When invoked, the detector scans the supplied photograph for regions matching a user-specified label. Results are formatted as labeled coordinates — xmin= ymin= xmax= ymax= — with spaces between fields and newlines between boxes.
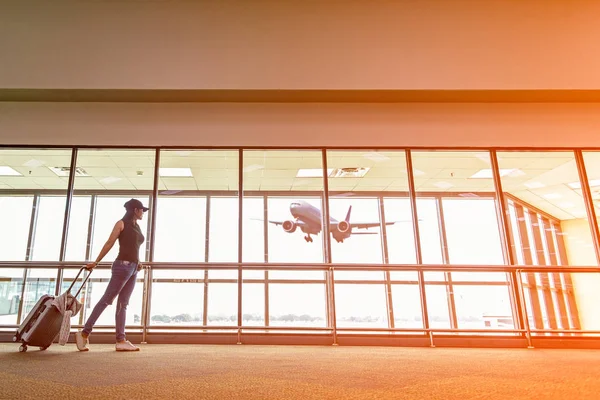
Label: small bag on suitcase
xmin=13 ymin=267 xmax=91 ymax=352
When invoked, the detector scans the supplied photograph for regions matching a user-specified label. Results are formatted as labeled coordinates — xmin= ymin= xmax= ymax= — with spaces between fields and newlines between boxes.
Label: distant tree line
xmin=140 ymin=313 xmax=472 ymax=324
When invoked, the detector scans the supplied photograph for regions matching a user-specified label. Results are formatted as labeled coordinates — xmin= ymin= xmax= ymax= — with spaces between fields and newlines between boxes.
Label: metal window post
xmin=490 ymin=150 xmax=528 ymax=343
xmin=203 ymin=195 xmax=211 ymax=328
xmin=321 ymin=150 xmax=337 ymax=345
xmin=405 ymin=150 xmax=434 ymax=347
xmin=17 ymin=195 xmax=40 ymax=324
xmin=378 ymin=196 xmax=395 ymax=329
xmin=56 ymin=148 xmax=78 ymax=296
xmin=141 ymin=149 xmax=160 ymax=344
xmin=237 ymin=149 xmax=244 ymax=344
xmin=574 ymin=150 xmax=600 ymax=265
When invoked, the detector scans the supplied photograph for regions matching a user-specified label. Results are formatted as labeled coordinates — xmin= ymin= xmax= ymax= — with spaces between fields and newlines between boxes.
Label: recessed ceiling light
xmin=469 ymin=169 xmax=521 ymax=179
xmin=0 ymin=166 xmax=21 ymax=176
xmin=159 ymin=168 xmax=193 ymax=177
xmin=330 ymin=167 xmax=370 ymax=178
xmin=568 ymin=179 xmax=600 ymax=190
xmin=296 ymin=168 xmax=333 ymax=178
xmin=524 ymin=181 xmax=545 ymax=189
xmin=48 ymin=167 xmax=89 ymax=177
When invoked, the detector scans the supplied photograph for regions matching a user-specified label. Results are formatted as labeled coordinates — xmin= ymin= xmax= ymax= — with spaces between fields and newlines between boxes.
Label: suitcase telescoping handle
xmin=66 ymin=267 xmax=93 ymax=298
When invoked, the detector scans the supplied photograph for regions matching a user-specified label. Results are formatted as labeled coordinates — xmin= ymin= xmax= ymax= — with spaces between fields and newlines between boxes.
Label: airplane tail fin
xmin=344 ymin=205 xmax=352 ymax=222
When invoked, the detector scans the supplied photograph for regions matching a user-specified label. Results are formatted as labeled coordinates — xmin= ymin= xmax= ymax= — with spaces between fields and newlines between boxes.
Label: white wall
xmin=1 ymin=102 xmax=600 ymax=148
xmin=1 ymin=0 xmax=600 ymax=90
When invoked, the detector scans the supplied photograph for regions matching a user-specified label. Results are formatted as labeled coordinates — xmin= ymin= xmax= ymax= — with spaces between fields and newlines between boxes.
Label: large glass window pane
xmin=242 ymin=197 xmax=265 ymax=264
xmin=384 ymin=198 xmax=417 ymax=265
xmin=31 ymin=196 xmax=67 ymax=261
xmin=335 ymin=284 xmax=388 ymax=328
xmin=411 ymin=151 xmax=504 ymax=266
xmin=453 ymin=285 xmax=514 ymax=330
xmin=583 ymin=151 xmax=600 ymax=230
xmin=209 ymin=197 xmax=238 ymax=267
xmin=150 ymin=269 xmax=205 ymax=325
xmin=68 ymin=149 xmax=155 ymax=264
xmin=417 ymin=198 xmax=445 ymax=281
xmin=0 ymin=196 xmax=33 ymax=261
xmin=269 ymin=284 xmax=327 ymax=327
xmin=500 ymin=151 xmax=597 ymax=334
xmin=391 ymin=285 xmax=423 ymax=329
xmin=426 ymin=285 xmax=452 ymax=329
xmin=64 ymin=196 xmax=93 ymax=261
xmin=326 ymin=151 xmax=412 ymax=269
xmin=154 ymin=197 xmax=206 ymax=262
xmin=206 ymin=283 xmax=238 ymax=326
xmin=242 ymin=283 xmax=265 ymax=326
xmin=150 ymin=270 xmax=204 ymax=326
xmin=0 ymin=268 xmax=24 ymax=325
xmin=158 ymin=150 xmax=238 ymax=276
xmin=243 ymin=150 xmax=325 ymax=265
xmin=499 ymin=151 xmax=595 ymax=266
xmin=0 ymin=148 xmax=72 ymax=261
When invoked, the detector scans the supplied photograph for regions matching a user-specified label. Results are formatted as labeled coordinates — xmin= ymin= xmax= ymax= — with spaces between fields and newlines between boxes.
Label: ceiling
xmin=1 ymin=149 xmax=599 ymax=221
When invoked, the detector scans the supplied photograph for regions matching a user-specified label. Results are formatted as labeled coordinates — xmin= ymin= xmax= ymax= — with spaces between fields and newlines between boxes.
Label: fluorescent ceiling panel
xmin=470 ymin=169 xmax=522 ymax=179
xmin=48 ymin=166 xmax=89 ymax=177
xmin=330 ymin=167 xmax=370 ymax=178
xmin=0 ymin=166 xmax=21 ymax=176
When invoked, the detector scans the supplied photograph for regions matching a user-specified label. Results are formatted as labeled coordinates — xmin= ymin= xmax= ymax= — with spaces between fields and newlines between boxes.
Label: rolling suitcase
xmin=13 ymin=267 xmax=91 ymax=352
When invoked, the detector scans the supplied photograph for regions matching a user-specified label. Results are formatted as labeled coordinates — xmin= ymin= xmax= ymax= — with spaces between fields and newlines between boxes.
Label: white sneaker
xmin=115 ymin=340 xmax=140 ymax=352
xmin=75 ymin=331 xmax=89 ymax=352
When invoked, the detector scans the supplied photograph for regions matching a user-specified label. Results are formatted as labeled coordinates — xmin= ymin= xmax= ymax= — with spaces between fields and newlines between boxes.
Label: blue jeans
xmin=82 ymin=260 xmax=138 ymax=341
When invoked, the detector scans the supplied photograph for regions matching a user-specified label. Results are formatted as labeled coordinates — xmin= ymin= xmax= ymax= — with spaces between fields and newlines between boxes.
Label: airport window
xmin=334 ymin=284 xmax=389 ymax=329
xmin=411 ymin=151 xmax=509 ymax=331
xmin=391 ymin=285 xmax=423 ymax=330
xmin=0 ymin=196 xmax=33 ymax=261
xmin=498 ymin=151 xmax=593 ymax=333
xmin=0 ymin=268 xmax=23 ymax=326
xmin=1 ymin=146 xmax=600 ymax=343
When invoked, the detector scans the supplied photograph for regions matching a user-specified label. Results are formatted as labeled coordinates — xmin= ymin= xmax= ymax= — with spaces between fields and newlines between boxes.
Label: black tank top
xmin=116 ymin=219 xmax=145 ymax=263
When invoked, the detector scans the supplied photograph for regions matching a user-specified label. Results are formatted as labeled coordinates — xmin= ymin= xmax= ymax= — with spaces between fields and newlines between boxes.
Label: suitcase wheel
xmin=39 ymin=346 xmax=49 ymax=351
xmin=12 ymin=335 xmax=18 ymax=342
xmin=19 ymin=345 xmax=27 ymax=353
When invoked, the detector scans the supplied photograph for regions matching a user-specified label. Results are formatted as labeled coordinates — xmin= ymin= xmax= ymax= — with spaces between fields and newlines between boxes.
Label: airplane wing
xmin=349 ymin=219 xmax=417 ymax=230
xmin=250 ymin=218 xmax=306 ymax=227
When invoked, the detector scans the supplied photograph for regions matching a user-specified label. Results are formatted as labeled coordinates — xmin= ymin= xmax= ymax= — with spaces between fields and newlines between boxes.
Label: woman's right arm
xmin=85 ymin=220 xmax=124 ymax=270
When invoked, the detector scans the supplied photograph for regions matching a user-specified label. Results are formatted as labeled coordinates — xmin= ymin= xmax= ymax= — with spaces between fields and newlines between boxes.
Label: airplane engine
xmin=337 ymin=220 xmax=351 ymax=234
xmin=282 ymin=220 xmax=297 ymax=233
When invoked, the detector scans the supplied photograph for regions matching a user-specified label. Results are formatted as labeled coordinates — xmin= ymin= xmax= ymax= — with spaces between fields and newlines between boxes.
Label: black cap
xmin=124 ymin=198 xmax=149 ymax=212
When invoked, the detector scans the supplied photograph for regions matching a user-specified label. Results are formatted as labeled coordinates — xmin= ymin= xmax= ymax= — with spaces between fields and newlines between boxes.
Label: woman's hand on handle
xmin=85 ymin=262 xmax=97 ymax=271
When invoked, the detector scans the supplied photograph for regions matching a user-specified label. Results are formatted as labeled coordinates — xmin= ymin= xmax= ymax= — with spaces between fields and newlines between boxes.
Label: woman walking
xmin=76 ymin=198 xmax=148 ymax=352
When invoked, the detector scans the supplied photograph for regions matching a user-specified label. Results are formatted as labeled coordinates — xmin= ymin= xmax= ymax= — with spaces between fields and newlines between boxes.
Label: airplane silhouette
xmin=256 ymin=200 xmax=414 ymax=243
